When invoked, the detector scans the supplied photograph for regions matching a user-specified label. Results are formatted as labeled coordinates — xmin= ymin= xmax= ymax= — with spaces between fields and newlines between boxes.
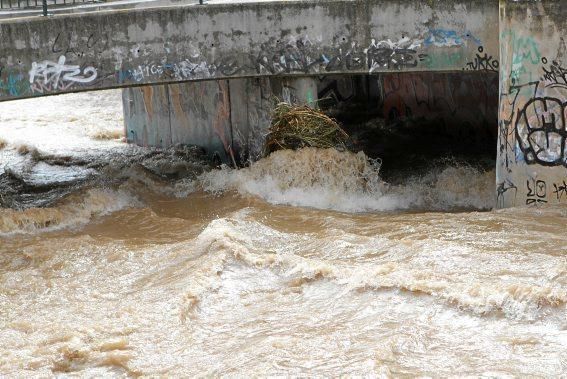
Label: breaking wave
xmin=0 ymin=188 xmax=137 ymax=236
xmin=200 ymin=148 xmax=495 ymax=212
xmin=0 ymin=146 xmax=496 ymax=235
xmin=175 ymin=215 xmax=564 ymax=322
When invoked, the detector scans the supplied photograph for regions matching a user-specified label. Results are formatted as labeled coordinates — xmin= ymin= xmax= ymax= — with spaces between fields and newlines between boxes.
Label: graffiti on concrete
xmin=51 ymin=32 xmax=108 ymax=58
xmin=497 ymin=22 xmax=567 ymax=208
xmin=498 ymin=78 xmax=538 ymax=172
xmin=501 ymin=30 xmax=542 ymax=83
xmin=254 ymin=36 xmax=331 ymax=74
xmin=524 ymin=176 xmax=567 ymax=205
xmin=540 ymin=57 xmax=567 ymax=86
xmin=28 ymin=55 xmax=98 ymax=93
xmin=515 ymin=96 xmax=567 ymax=167
xmin=498 ymin=30 xmax=567 ymax=171
xmin=552 ymin=180 xmax=567 ymax=201
xmin=0 ymin=66 xmax=30 ymax=98
xmin=509 ymin=35 xmax=541 ymax=65
xmin=365 ymin=37 xmax=427 ymax=72
xmin=422 ymin=50 xmax=465 ymax=70
xmin=424 ymin=29 xmax=481 ymax=48
xmin=525 ymin=178 xmax=548 ymax=206
xmin=496 ymin=179 xmax=518 ymax=208
xmin=464 ymin=46 xmax=499 ymax=72
xmin=117 ymin=62 xmax=186 ymax=84
xmin=317 ymin=76 xmax=356 ymax=106
xmin=0 ymin=29 xmax=466 ymax=100
xmin=114 ymin=35 xmax=428 ymax=87
xmin=503 ymin=55 xmax=567 ymax=169
xmin=321 ymin=42 xmax=366 ymax=72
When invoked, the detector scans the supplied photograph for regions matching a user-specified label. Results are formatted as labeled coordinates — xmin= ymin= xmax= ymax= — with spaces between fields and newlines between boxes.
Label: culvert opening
xmin=319 ymin=72 xmax=499 ymax=184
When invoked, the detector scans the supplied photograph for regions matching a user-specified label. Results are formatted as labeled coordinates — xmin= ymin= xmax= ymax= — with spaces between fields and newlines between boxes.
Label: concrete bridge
xmin=0 ymin=0 xmax=566 ymax=208
xmin=0 ymin=0 xmax=499 ymax=98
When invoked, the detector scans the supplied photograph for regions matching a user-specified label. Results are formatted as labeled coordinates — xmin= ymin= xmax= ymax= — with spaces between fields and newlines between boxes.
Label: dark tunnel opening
xmin=319 ymin=72 xmax=499 ymax=181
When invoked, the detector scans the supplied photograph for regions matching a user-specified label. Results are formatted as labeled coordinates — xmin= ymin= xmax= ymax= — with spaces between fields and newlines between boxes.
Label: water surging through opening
xmin=200 ymin=148 xmax=495 ymax=213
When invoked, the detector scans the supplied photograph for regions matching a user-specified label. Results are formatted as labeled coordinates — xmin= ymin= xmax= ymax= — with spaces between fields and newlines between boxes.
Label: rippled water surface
xmin=0 ymin=91 xmax=565 ymax=376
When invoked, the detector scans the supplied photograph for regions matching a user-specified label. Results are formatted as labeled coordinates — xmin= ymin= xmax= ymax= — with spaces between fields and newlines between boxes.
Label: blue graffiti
xmin=0 ymin=72 xmax=30 ymax=97
xmin=424 ymin=29 xmax=481 ymax=48
xmin=116 ymin=69 xmax=135 ymax=83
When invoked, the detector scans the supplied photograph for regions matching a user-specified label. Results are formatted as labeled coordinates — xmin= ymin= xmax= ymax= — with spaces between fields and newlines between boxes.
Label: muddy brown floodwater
xmin=0 ymin=91 xmax=565 ymax=376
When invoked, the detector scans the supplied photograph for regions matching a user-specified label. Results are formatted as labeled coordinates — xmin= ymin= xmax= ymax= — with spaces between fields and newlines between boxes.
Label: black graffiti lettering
xmin=526 ymin=179 xmax=548 ymax=205
xmin=552 ymin=180 xmax=567 ymax=200
xmin=51 ymin=32 xmax=102 ymax=58
xmin=51 ymin=32 xmax=63 ymax=53
xmin=346 ymin=52 xmax=365 ymax=70
xmin=536 ymin=180 xmax=546 ymax=197
xmin=541 ymin=58 xmax=567 ymax=86
xmin=496 ymin=179 xmax=518 ymax=207
xmin=515 ymin=97 xmax=567 ymax=167
xmin=498 ymin=80 xmax=539 ymax=172
xmin=317 ymin=77 xmax=355 ymax=106
xmin=255 ymin=40 xmax=318 ymax=74
xmin=86 ymin=33 xmax=98 ymax=49
xmin=464 ymin=46 xmax=499 ymax=72
xmin=391 ymin=48 xmax=419 ymax=69
xmin=217 ymin=55 xmax=242 ymax=76
xmin=325 ymin=49 xmax=365 ymax=72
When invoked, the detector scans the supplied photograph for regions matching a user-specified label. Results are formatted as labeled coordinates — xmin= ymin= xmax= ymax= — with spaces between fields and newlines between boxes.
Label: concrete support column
xmin=497 ymin=0 xmax=567 ymax=208
xmin=122 ymin=85 xmax=172 ymax=148
xmin=123 ymin=81 xmax=233 ymax=164
xmin=280 ymin=77 xmax=318 ymax=108
xmin=122 ymin=77 xmax=319 ymax=164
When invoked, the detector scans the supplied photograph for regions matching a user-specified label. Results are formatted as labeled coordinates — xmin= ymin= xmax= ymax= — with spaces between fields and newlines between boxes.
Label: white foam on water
xmin=200 ymin=148 xmax=495 ymax=212
xmin=0 ymin=90 xmax=125 ymax=157
xmin=176 ymin=213 xmax=565 ymax=324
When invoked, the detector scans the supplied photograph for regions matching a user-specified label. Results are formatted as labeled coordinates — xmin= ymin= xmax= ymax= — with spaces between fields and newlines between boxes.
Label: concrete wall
xmin=0 ymin=0 xmax=499 ymax=101
xmin=497 ymin=0 xmax=567 ymax=208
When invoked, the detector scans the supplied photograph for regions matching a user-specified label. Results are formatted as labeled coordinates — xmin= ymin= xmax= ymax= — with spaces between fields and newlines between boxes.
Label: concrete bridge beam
xmin=0 ymin=0 xmax=499 ymax=101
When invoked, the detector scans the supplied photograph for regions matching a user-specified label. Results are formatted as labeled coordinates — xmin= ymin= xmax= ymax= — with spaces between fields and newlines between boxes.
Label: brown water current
xmin=0 ymin=91 xmax=566 ymax=377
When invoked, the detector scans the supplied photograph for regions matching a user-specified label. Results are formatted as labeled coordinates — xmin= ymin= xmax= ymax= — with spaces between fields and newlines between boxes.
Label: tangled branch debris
xmin=264 ymin=102 xmax=349 ymax=156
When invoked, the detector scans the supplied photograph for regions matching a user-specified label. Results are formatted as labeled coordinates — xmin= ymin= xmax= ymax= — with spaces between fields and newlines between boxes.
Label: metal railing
xmin=0 ymin=0 xmax=206 ymax=17
xmin=0 ymin=0 xmax=104 ymax=15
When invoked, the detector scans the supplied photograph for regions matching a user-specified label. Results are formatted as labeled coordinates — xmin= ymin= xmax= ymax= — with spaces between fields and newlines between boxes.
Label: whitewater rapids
xmin=0 ymin=90 xmax=565 ymax=376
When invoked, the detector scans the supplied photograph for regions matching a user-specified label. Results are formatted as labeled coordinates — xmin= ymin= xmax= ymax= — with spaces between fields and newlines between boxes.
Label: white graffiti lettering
xmin=28 ymin=55 xmax=97 ymax=93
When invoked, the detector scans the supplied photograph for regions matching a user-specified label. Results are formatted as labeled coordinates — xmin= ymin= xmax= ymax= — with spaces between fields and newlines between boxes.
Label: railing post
xmin=42 ymin=0 xmax=47 ymax=15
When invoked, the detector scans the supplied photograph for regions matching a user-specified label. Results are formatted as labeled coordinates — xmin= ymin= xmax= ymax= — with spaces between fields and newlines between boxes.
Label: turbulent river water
xmin=0 ymin=90 xmax=565 ymax=377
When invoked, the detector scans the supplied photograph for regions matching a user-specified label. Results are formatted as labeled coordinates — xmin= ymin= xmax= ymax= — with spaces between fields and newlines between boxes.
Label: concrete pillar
xmin=229 ymin=78 xmax=275 ymax=163
xmin=497 ymin=1 xmax=567 ymax=208
xmin=122 ymin=77 xmax=319 ymax=164
xmin=122 ymin=85 xmax=172 ymax=148
xmin=123 ymin=81 xmax=232 ymax=163
xmin=280 ymin=77 xmax=318 ymax=108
